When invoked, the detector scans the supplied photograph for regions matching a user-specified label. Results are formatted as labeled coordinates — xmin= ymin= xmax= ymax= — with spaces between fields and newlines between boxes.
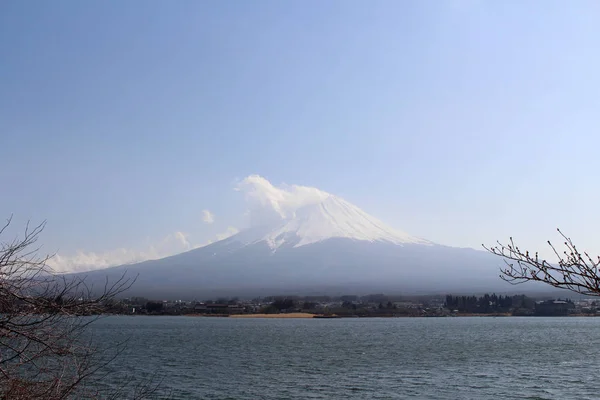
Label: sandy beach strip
xmin=229 ymin=313 xmax=315 ymax=318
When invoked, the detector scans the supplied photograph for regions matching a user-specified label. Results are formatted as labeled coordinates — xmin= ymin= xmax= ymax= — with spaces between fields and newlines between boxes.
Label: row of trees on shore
xmin=444 ymin=294 xmax=536 ymax=314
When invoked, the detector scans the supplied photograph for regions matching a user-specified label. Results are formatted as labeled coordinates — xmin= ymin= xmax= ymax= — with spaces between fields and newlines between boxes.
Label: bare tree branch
xmin=484 ymin=228 xmax=600 ymax=296
xmin=0 ymin=217 xmax=165 ymax=399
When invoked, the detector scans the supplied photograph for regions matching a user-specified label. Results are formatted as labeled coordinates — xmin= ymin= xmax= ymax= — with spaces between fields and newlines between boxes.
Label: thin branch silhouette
xmin=484 ymin=228 xmax=600 ymax=296
xmin=0 ymin=216 xmax=167 ymax=399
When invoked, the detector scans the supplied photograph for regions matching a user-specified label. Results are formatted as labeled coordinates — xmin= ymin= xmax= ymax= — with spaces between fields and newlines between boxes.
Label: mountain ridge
xmin=66 ymin=191 xmax=513 ymax=298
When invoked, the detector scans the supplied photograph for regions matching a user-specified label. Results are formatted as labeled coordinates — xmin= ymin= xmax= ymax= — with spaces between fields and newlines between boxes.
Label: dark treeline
xmin=108 ymin=292 xmax=584 ymax=317
xmin=444 ymin=294 xmax=535 ymax=314
xmin=258 ymin=293 xmax=439 ymax=304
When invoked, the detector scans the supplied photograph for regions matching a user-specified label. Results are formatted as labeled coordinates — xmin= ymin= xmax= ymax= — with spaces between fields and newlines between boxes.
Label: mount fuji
xmin=73 ymin=191 xmax=509 ymax=298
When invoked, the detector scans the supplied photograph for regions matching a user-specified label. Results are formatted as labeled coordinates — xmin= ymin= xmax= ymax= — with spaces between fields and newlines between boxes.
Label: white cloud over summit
xmin=235 ymin=174 xmax=330 ymax=225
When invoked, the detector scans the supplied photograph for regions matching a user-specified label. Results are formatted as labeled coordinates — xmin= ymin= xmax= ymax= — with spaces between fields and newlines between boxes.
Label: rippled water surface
xmin=89 ymin=316 xmax=600 ymax=399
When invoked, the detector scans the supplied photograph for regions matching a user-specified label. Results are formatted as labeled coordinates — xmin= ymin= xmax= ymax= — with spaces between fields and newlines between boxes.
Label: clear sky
xmin=2 ymin=1 xmax=600 ymax=270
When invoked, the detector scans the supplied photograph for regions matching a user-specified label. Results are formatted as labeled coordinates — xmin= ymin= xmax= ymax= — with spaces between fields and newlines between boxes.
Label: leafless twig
xmin=484 ymin=228 xmax=600 ymax=296
xmin=0 ymin=217 xmax=165 ymax=399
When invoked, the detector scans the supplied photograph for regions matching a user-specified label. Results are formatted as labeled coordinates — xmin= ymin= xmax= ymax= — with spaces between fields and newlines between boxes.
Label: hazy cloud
xmin=48 ymin=231 xmax=192 ymax=273
xmin=48 ymin=226 xmax=240 ymax=273
xmin=216 ymin=226 xmax=239 ymax=240
xmin=202 ymin=209 xmax=215 ymax=224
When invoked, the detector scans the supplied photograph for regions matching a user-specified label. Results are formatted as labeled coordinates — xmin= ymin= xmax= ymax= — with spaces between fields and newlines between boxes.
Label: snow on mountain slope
xmin=71 ymin=184 xmax=508 ymax=298
xmin=235 ymin=194 xmax=431 ymax=249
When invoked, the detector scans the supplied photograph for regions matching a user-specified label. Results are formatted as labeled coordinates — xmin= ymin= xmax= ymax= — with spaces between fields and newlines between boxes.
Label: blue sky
xmin=2 ymin=1 xmax=600 ymax=270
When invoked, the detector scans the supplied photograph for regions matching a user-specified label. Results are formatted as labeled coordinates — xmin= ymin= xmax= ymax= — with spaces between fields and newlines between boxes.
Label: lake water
xmin=89 ymin=316 xmax=600 ymax=399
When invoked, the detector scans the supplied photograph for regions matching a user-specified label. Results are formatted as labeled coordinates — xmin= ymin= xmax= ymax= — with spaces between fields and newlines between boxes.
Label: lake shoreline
xmin=108 ymin=312 xmax=600 ymax=318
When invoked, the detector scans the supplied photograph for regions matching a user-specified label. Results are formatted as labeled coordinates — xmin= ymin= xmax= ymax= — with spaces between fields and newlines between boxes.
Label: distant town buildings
xmin=111 ymin=294 xmax=597 ymax=317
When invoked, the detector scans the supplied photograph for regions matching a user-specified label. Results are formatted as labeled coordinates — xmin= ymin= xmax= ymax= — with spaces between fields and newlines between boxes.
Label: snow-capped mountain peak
xmin=66 ymin=176 xmax=506 ymax=299
xmin=235 ymin=194 xmax=431 ymax=249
